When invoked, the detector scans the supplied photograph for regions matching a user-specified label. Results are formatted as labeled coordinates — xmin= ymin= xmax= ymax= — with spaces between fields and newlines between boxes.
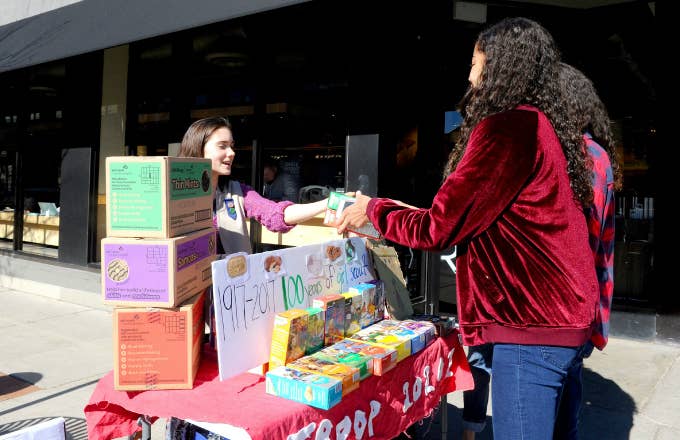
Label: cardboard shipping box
xmin=102 ymin=228 xmax=216 ymax=308
xmin=106 ymin=156 xmax=213 ymax=238
xmin=113 ymin=291 xmax=205 ymax=391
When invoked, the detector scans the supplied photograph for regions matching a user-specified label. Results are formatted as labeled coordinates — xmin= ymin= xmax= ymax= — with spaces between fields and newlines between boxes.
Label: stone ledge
xmin=0 ymin=254 xmax=107 ymax=311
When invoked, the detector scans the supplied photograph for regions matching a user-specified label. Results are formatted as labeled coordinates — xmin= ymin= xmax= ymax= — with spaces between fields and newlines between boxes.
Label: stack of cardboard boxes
xmin=101 ymin=156 xmax=216 ymax=390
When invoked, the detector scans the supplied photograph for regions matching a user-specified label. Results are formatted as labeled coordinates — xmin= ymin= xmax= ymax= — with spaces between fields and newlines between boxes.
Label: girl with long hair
xmin=178 ymin=117 xmax=327 ymax=255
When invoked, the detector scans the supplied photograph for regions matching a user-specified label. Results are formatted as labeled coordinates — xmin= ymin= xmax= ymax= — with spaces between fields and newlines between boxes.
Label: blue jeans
xmin=553 ymin=342 xmax=594 ymax=440
xmin=491 ymin=344 xmax=581 ymax=440
xmin=462 ymin=344 xmax=493 ymax=432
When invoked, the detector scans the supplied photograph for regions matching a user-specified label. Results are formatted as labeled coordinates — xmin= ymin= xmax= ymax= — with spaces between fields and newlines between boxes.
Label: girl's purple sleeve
xmin=240 ymin=183 xmax=295 ymax=232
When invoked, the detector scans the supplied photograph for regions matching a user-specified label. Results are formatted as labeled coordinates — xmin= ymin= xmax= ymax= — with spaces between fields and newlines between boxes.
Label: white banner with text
xmin=211 ymin=237 xmax=375 ymax=380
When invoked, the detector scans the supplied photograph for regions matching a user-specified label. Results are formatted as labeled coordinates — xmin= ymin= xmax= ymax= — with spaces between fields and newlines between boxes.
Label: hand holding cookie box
xmin=324 ymin=191 xmax=380 ymax=239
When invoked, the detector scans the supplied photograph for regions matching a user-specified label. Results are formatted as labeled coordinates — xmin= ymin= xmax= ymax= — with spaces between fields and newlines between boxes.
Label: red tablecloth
xmin=85 ymin=331 xmax=472 ymax=440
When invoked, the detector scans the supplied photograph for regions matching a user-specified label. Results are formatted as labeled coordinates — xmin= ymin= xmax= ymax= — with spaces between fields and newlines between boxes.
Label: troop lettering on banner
xmin=283 ymin=343 xmax=458 ymax=439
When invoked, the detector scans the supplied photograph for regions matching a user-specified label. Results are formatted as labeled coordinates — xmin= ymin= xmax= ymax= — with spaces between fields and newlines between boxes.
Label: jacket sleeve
xmin=367 ymin=110 xmax=539 ymax=251
xmin=240 ymin=183 xmax=295 ymax=232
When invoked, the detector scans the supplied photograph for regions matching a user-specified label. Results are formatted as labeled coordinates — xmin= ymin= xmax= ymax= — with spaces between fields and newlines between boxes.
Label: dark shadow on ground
xmin=0 ymin=416 xmax=87 ymax=440
xmin=0 ymin=372 xmax=42 ymax=396
xmin=392 ymin=367 xmax=635 ymax=439
xmin=392 ymin=403 xmax=494 ymax=440
xmin=577 ymin=368 xmax=635 ymax=439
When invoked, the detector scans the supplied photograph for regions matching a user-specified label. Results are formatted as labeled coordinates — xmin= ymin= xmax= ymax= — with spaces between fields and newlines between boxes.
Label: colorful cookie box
xmin=398 ymin=320 xmax=437 ymax=347
xmin=269 ymin=309 xmax=308 ymax=370
xmin=329 ymin=338 xmax=398 ymax=376
xmin=411 ymin=314 xmax=456 ymax=336
xmin=287 ymin=355 xmax=361 ymax=396
xmin=373 ymin=319 xmax=427 ymax=354
xmin=323 ymin=192 xmax=381 ymax=238
xmin=312 ymin=344 xmax=373 ymax=380
xmin=312 ymin=294 xmax=346 ymax=346
xmin=348 ymin=324 xmax=411 ymax=362
xmin=340 ymin=292 xmax=362 ymax=337
xmin=349 ymin=283 xmax=377 ymax=328
xmin=366 ymin=279 xmax=386 ymax=323
xmin=266 ymin=366 xmax=342 ymax=410
xmin=305 ymin=307 xmax=325 ymax=355
xmin=323 ymin=191 xmax=355 ymax=225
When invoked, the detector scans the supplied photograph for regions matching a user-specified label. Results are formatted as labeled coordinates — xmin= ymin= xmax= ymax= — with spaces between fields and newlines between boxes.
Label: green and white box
xmin=106 ymin=156 xmax=213 ymax=238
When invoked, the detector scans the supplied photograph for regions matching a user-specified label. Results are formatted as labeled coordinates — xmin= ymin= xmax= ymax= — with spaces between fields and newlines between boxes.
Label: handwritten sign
xmin=211 ymin=237 xmax=375 ymax=380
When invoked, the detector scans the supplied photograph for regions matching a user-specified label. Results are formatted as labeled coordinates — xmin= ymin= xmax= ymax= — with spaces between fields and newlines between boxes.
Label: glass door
xmin=20 ymin=62 xmax=65 ymax=257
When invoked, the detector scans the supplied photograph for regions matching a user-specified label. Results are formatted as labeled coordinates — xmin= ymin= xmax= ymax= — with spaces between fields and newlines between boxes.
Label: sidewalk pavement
xmin=1 ymin=285 xmax=680 ymax=439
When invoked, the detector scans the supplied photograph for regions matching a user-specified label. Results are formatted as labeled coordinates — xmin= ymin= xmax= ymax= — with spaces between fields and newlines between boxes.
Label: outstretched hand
xmin=335 ymin=191 xmax=372 ymax=234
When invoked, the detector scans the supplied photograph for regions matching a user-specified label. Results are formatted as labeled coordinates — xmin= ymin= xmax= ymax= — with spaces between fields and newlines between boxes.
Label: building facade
xmin=1 ymin=0 xmax=667 ymax=339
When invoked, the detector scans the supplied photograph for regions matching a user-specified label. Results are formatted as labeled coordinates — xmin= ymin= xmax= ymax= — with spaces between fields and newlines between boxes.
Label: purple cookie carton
xmin=102 ymin=228 xmax=216 ymax=307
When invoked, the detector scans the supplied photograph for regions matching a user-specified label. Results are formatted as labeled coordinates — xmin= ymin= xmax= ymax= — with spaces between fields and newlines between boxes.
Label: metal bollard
xmin=136 ymin=415 xmax=152 ymax=440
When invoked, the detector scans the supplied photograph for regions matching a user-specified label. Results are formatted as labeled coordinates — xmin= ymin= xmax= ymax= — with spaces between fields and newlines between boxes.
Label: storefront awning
xmin=0 ymin=0 xmax=308 ymax=73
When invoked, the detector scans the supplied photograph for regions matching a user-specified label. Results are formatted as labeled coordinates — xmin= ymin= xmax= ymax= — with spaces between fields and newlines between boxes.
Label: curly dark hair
xmin=443 ymin=17 xmax=593 ymax=207
xmin=559 ymin=62 xmax=623 ymax=190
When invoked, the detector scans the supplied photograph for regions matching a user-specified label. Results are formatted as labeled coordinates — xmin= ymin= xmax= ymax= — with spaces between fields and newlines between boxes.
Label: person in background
xmin=262 ymin=158 xmax=299 ymax=202
xmin=553 ymin=62 xmax=622 ymax=439
xmin=178 ymin=116 xmax=327 ymax=255
xmin=336 ymin=17 xmax=598 ymax=439
xmin=461 ymin=343 xmax=492 ymax=439
xmin=23 ymin=196 xmax=40 ymax=214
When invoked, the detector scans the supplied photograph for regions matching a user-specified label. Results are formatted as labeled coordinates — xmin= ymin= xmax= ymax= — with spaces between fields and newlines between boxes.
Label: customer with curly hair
xmin=460 ymin=61 xmax=624 ymax=440
xmin=336 ymin=17 xmax=599 ymax=438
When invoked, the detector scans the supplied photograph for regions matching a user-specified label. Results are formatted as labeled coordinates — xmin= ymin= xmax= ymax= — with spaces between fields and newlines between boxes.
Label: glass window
xmin=22 ymin=62 xmax=65 ymax=256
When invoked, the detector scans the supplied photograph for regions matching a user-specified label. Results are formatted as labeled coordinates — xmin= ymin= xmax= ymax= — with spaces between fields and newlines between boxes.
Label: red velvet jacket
xmin=367 ymin=106 xmax=599 ymax=347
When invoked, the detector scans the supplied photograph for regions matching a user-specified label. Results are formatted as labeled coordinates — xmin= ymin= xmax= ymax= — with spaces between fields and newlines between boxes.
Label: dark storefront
xmin=0 ymin=0 xmax=667 ymax=340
